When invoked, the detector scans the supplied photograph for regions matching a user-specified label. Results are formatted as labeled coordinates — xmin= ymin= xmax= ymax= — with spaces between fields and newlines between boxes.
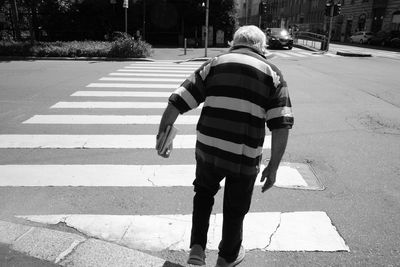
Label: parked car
xmin=266 ymin=28 xmax=293 ymax=49
xmin=349 ymin=31 xmax=374 ymax=44
xmin=368 ymin=30 xmax=400 ymax=47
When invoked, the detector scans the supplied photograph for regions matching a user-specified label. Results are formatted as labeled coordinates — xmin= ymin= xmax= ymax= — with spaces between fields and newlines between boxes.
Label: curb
xmin=336 ymin=51 xmax=372 ymax=57
xmin=0 ymin=220 xmax=166 ymax=267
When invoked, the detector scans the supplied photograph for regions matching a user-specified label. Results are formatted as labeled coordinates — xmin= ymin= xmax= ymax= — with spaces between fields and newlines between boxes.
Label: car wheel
xmin=287 ymin=45 xmax=292 ymax=50
xmin=359 ymin=39 xmax=364 ymax=44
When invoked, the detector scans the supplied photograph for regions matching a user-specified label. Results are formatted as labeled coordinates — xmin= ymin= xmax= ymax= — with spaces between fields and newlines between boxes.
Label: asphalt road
xmin=0 ymin=49 xmax=400 ymax=266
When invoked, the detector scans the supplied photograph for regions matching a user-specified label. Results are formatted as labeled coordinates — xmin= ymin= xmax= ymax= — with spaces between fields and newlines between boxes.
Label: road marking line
xmin=100 ymin=77 xmax=184 ymax=83
xmin=19 ymin=212 xmax=349 ymax=252
xmin=1 ymin=161 xmax=309 ymax=188
xmin=72 ymin=91 xmax=171 ymax=97
xmin=124 ymin=66 xmax=197 ymax=71
xmin=117 ymin=69 xmax=193 ymax=74
xmin=130 ymin=62 xmax=201 ymax=66
xmin=22 ymin=115 xmax=200 ymax=124
xmin=272 ymin=52 xmax=291 ymax=58
xmin=0 ymin=135 xmax=271 ymax=149
xmin=109 ymin=73 xmax=188 ymax=78
xmin=86 ymin=83 xmax=179 ymax=89
xmin=51 ymin=101 xmax=202 ymax=109
xmin=285 ymin=52 xmax=308 ymax=57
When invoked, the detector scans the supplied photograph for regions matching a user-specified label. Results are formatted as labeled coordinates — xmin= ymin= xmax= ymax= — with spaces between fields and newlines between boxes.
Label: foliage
xmin=108 ymin=33 xmax=152 ymax=58
xmin=0 ymin=39 xmax=152 ymax=58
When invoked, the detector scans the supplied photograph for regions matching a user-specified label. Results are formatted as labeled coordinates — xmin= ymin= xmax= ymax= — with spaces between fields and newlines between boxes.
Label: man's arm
xmin=260 ymin=128 xmax=289 ymax=192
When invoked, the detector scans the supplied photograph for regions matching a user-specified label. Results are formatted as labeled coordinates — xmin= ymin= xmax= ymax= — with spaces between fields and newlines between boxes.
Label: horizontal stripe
xmin=266 ymin=106 xmax=293 ymax=120
xmin=173 ymin=86 xmax=199 ymax=109
xmin=197 ymin=131 xmax=263 ymax=158
xmin=204 ymin=96 xmax=265 ymax=119
xmin=50 ymin=102 xmax=168 ymax=109
xmin=0 ymin=135 xmax=196 ymax=148
xmin=99 ymin=77 xmax=184 ymax=83
xmin=71 ymin=91 xmax=171 ymax=97
xmin=51 ymin=101 xmax=202 ymax=109
xmin=130 ymin=62 xmax=201 ymax=67
xmin=0 ymin=135 xmax=270 ymax=149
xmin=124 ymin=66 xmax=197 ymax=71
xmin=109 ymin=73 xmax=188 ymax=78
xmin=86 ymin=83 xmax=179 ymax=89
xmin=18 ymin=211 xmax=349 ymax=251
xmin=0 ymin=163 xmax=303 ymax=187
xmin=117 ymin=69 xmax=193 ymax=74
xmin=22 ymin=115 xmax=199 ymax=125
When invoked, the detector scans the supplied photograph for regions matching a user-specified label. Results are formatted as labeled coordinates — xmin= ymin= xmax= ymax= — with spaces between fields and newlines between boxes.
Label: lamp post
xmin=204 ymin=0 xmax=209 ymax=57
xmin=123 ymin=0 xmax=128 ymax=33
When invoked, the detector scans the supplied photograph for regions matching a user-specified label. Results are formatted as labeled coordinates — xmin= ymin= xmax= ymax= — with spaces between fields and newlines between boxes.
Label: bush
xmin=0 ymin=39 xmax=152 ymax=58
xmin=109 ymin=36 xmax=152 ymax=58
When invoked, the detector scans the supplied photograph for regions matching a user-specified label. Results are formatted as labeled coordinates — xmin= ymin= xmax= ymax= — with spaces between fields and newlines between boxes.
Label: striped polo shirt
xmin=169 ymin=46 xmax=294 ymax=178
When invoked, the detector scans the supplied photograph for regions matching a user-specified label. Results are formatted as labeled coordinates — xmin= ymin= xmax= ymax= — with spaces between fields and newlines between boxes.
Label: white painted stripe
xmin=286 ymin=52 xmax=307 ymax=57
xmin=109 ymin=73 xmax=188 ymax=78
xmin=130 ymin=62 xmax=201 ymax=66
xmin=124 ymin=66 xmax=197 ymax=71
xmin=0 ymin=162 xmax=297 ymax=187
xmin=273 ymin=52 xmax=291 ymax=58
xmin=100 ymin=77 xmax=184 ymax=83
xmin=117 ymin=69 xmax=193 ymax=74
xmin=0 ymin=135 xmax=271 ymax=149
xmin=72 ymin=91 xmax=171 ymax=98
xmin=50 ymin=102 xmax=168 ymax=109
xmin=51 ymin=101 xmax=203 ymax=109
xmin=86 ymin=83 xmax=178 ymax=89
xmin=22 ymin=115 xmax=199 ymax=125
xmin=0 ymin=135 xmax=197 ymax=148
xmin=19 ymin=212 xmax=349 ymax=251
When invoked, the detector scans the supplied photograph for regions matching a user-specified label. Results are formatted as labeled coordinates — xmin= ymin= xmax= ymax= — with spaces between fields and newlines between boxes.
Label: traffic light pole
xmin=327 ymin=3 xmax=334 ymax=51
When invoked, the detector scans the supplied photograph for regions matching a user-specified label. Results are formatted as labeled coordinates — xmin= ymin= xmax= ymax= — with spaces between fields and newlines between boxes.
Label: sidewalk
xmin=0 ymin=220 xmax=169 ymax=267
xmin=149 ymin=47 xmax=229 ymax=61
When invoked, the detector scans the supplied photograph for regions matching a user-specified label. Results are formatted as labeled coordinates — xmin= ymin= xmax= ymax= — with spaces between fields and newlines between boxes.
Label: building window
xmin=358 ymin=13 xmax=367 ymax=31
xmin=392 ymin=11 xmax=400 ymax=30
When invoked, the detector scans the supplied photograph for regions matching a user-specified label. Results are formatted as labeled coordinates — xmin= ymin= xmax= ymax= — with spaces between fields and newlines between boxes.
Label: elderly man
xmin=156 ymin=25 xmax=294 ymax=267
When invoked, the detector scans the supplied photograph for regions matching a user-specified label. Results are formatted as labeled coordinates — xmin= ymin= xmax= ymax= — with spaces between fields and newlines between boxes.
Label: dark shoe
xmin=187 ymin=244 xmax=206 ymax=266
xmin=215 ymin=246 xmax=245 ymax=267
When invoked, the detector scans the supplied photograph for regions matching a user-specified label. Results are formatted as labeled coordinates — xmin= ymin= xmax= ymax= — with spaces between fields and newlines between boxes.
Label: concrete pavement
xmin=0 ymin=220 xmax=167 ymax=267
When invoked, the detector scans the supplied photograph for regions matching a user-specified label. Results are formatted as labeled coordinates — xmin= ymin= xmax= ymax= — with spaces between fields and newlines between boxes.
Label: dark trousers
xmin=190 ymin=160 xmax=257 ymax=263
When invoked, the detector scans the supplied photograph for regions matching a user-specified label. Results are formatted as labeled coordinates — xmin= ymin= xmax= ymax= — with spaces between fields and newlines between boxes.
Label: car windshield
xmin=270 ymin=28 xmax=289 ymax=36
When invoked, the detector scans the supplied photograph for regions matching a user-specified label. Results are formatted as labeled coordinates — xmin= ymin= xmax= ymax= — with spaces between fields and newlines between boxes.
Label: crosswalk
xmin=1 ymin=60 xmax=349 ymax=262
xmin=267 ymin=48 xmax=339 ymax=59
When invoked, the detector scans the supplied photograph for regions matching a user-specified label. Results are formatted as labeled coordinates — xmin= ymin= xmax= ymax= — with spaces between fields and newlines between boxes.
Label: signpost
xmin=123 ymin=0 xmax=128 ymax=33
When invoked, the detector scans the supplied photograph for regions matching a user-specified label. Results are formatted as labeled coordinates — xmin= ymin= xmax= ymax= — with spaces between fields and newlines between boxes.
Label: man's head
xmin=231 ymin=25 xmax=267 ymax=54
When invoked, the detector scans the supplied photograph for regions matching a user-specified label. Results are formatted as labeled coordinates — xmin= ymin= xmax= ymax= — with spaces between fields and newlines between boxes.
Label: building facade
xmin=236 ymin=0 xmax=400 ymax=41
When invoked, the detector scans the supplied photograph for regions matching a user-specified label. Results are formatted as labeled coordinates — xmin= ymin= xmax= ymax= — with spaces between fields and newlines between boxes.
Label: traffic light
xmin=333 ymin=3 xmax=342 ymax=16
xmin=324 ymin=2 xmax=333 ymax=16
xmin=259 ymin=1 xmax=268 ymax=15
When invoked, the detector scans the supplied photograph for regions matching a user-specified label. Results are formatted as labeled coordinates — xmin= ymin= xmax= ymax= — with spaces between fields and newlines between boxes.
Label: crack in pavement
xmin=265 ymin=213 xmax=282 ymax=250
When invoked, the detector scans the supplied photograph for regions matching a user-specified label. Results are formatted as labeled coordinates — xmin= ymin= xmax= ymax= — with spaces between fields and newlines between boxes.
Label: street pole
xmin=204 ymin=0 xmax=209 ymax=57
xmin=123 ymin=0 xmax=128 ymax=34
xmin=327 ymin=1 xmax=334 ymax=51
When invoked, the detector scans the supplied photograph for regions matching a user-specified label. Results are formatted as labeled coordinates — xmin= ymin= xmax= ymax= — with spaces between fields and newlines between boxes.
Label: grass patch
xmin=0 ymin=38 xmax=152 ymax=58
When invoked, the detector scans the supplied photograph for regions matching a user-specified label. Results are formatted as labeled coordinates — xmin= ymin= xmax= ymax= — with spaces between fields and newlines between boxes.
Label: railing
xmin=293 ymin=31 xmax=328 ymax=51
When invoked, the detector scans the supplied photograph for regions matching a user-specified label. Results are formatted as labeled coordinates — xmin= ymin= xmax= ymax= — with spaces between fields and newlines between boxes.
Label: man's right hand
xmin=260 ymin=164 xmax=277 ymax=193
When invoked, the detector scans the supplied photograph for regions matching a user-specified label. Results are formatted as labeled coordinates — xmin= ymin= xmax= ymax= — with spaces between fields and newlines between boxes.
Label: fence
xmin=293 ymin=31 xmax=328 ymax=51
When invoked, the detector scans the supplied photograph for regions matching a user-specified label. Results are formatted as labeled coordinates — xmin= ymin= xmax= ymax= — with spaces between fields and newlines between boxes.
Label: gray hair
xmin=231 ymin=25 xmax=267 ymax=53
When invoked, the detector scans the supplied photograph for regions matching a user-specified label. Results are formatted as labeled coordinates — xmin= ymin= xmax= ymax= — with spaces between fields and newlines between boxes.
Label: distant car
xmin=266 ymin=28 xmax=293 ymax=49
xmin=349 ymin=31 xmax=374 ymax=44
xmin=368 ymin=31 xmax=400 ymax=47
